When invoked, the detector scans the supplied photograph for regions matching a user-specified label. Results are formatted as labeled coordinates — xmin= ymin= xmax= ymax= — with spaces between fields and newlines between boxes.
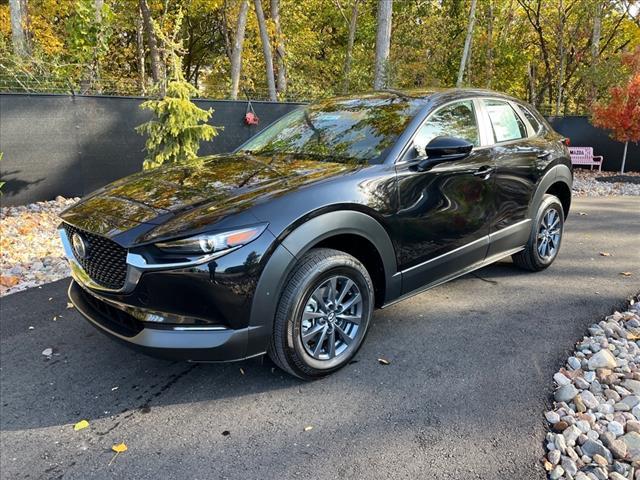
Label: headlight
xmin=154 ymin=224 xmax=268 ymax=255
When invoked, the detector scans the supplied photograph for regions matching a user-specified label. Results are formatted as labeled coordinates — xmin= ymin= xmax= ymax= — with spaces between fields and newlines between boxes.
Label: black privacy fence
xmin=0 ymin=93 xmax=637 ymax=206
xmin=0 ymin=94 xmax=302 ymax=206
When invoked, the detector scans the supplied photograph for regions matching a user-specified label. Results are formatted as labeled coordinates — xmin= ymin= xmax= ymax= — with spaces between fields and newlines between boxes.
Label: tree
xmin=9 ymin=0 xmax=29 ymax=57
xmin=139 ymin=0 xmax=162 ymax=85
xmin=271 ymin=0 xmax=287 ymax=94
xmin=342 ymin=0 xmax=360 ymax=94
xmin=457 ymin=0 xmax=477 ymax=88
xmin=591 ymin=51 xmax=640 ymax=173
xmin=135 ymin=6 xmax=146 ymax=93
xmin=66 ymin=0 xmax=112 ymax=90
xmin=253 ymin=0 xmax=277 ymax=100
xmin=373 ymin=0 xmax=392 ymax=90
xmin=229 ymin=0 xmax=249 ymax=100
xmin=136 ymin=10 xmax=219 ymax=170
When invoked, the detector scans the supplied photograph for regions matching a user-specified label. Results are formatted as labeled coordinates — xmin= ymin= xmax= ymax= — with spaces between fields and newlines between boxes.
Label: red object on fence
xmin=244 ymin=100 xmax=259 ymax=125
xmin=245 ymin=111 xmax=259 ymax=125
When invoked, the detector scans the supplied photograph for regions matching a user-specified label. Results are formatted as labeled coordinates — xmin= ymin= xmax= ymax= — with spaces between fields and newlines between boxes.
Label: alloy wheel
xmin=537 ymin=207 xmax=561 ymax=260
xmin=300 ymin=275 xmax=362 ymax=361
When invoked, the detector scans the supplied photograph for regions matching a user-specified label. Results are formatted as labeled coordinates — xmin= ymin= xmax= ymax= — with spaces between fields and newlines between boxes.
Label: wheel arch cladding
xmin=246 ymin=210 xmax=400 ymax=357
xmin=529 ymin=164 xmax=572 ymax=219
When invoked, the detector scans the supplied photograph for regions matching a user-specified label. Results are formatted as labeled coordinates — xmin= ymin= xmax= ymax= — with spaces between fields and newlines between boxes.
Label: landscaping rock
xmin=588 ymin=350 xmax=617 ymax=370
xmin=556 ymin=384 xmax=579 ymax=403
xmin=542 ymin=297 xmax=640 ymax=479
xmin=1 ymin=197 xmax=78 ymax=296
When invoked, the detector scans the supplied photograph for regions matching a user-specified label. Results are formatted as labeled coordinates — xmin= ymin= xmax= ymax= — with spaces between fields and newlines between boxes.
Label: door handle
xmin=537 ymin=151 xmax=552 ymax=159
xmin=473 ymin=166 xmax=494 ymax=177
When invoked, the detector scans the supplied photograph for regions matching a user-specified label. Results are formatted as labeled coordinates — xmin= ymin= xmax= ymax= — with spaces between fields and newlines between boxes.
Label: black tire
xmin=267 ymin=248 xmax=374 ymax=380
xmin=512 ymin=194 xmax=565 ymax=271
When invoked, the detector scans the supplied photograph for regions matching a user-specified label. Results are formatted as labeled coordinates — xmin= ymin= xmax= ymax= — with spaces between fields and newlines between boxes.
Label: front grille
xmin=64 ymin=223 xmax=128 ymax=290
xmin=73 ymin=284 xmax=144 ymax=337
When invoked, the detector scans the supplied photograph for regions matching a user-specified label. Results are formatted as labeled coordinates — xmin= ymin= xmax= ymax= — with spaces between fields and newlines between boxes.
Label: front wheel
xmin=512 ymin=194 xmax=565 ymax=271
xmin=268 ymin=248 xmax=374 ymax=380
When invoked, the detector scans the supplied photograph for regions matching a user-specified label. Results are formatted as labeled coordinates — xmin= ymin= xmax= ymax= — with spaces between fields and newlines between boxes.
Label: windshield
xmin=239 ymin=95 xmax=425 ymax=164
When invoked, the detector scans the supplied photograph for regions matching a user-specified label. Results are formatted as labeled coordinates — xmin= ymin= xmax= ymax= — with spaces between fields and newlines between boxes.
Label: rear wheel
xmin=512 ymin=194 xmax=564 ymax=271
xmin=268 ymin=248 xmax=374 ymax=380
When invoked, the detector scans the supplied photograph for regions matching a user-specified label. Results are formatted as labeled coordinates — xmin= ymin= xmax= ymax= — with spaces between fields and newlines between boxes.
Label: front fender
xmin=245 ymin=210 xmax=400 ymax=357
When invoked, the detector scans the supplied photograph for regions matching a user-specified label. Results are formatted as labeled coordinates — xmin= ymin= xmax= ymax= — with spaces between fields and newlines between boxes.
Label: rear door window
xmin=517 ymin=105 xmax=542 ymax=135
xmin=484 ymin=100 xmax=527 ymax=143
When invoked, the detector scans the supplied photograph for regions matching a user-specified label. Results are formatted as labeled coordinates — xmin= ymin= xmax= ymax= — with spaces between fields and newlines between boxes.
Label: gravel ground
xmin=572 ymin=170 xmax=640 ymax=197
xmin=0 ymin=197 xmax=78 ymax=296
xmin=544 ymin=297 xmax=640 ymax=480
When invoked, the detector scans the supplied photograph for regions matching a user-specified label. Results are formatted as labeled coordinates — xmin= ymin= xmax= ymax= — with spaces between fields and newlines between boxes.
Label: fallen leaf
xmin=73 ymin=420 xmax=89 ymax=431
xmin=42 ymin=348 xmax=53 ymax=357
xmin=112 ymin=442 xmax=127 ymax=453
xmin=303 ymin=426 xmax=313 ymax=432
xmin=221 ymin=430 xmax=230 ymax=436
xmin=620 ymin=272 xmax=633 ymax=277
xmin=599 ymin=252 xmax=611 ymax=257
xmin=66 ymin=303 xmax=74 ymax=309
xmin=377 ymin=358 xmax=390 ymax=365
xmin=109 ymin=442 xmax=128 ymax=466
xmin=0 ymin=275 xmax=20 ymax=287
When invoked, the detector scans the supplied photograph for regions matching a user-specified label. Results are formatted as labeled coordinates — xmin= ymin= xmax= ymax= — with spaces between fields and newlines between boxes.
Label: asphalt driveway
xmin=1 ymin=196 xmax=639 ymax=480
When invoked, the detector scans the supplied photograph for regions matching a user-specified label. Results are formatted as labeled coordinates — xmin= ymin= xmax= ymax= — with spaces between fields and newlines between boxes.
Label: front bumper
xmin=60 ymin=223 xmax=279 ymax=361
xmin=69 ymin=280 xmax=258 ymax=361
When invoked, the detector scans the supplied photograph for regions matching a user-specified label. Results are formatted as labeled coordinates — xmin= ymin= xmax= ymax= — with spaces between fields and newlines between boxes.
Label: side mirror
xmin=414 ymin=136 xmax=473 ymax=171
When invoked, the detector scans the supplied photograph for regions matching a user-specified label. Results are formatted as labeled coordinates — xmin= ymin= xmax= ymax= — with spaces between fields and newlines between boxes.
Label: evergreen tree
xmin=136 ymin=10 xmax=219 ymax=170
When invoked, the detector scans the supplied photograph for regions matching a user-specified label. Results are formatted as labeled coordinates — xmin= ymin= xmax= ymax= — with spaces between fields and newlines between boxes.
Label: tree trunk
xmin=591 ymin=1 xmax=602 ymax=60
xmin=342 ymin=0 xmax=359 ymax=94
xmin=457 ymin=0 xmax=477 ymax=88
xmin=230 ymin=0 xmax=249 ymax=100
xmin=555 ymin=0 xmax=565 ymax=115
xmin=254 ymin=0 xmax=277 ymax=101
xmin=136 ymin=7 xmax=147 ymax=94
xmin=139 ymin=0 xmax=162 ymax=86
xmin=9 ymin=0 xmax=29 ymax=57
xmin=91 ymin=0 xmax=105 ymax=87
xmin=271 ymin=0 xmax=287 ymax=95
xmin=94 ymin=0 xmax=103 ymax=22
xmin=621 ymin=141 xmax=628 ymax=174
xmin=486 ymin=0 xmax=494 ymax=88
xmin=590 ymin=1 xmax=602 ymax=100
xmin=373 ymin=0 xmax=393 ymax=90
xmin=528 ymin=62 xmax=537 ymax=105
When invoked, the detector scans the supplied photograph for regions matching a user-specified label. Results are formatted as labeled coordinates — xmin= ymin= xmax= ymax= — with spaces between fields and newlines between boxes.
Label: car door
xmin=478 ymin=99 xmax=542 ymax=257
xmin=392 ymin=99 xmax=496 ymax=295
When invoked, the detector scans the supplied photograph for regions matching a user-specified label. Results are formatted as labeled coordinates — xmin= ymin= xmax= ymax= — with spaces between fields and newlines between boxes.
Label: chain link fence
xmin=0 ymin=73 xmax=319 ymax=102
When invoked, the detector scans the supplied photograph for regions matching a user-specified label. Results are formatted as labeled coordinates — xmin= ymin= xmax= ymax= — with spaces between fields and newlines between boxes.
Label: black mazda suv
xmin=60 ymin=89 xmax=572 ymax=379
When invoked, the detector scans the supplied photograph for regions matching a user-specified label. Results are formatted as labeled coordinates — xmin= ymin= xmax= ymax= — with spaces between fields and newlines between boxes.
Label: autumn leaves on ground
xmin=0 ymin=197 xmax=76 ymax=296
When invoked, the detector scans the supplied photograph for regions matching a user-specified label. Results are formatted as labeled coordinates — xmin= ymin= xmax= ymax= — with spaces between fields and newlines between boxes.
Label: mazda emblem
xmin=71 ymin=233 xmax=88 ymax=260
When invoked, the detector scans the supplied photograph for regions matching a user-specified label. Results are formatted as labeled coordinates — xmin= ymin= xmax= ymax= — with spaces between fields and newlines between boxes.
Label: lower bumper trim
xmin=68 ymin=281 xmax=251 ymax=362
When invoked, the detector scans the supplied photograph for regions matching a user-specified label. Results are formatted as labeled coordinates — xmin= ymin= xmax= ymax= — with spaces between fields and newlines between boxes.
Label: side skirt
xmin=381 ymin=245 xmax=524 ymax=309
xmin=383 ymin=220 xmax=531 ymax=309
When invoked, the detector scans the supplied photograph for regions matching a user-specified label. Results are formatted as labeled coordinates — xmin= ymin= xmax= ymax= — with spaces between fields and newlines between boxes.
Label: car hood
xmin=60 ymin=153 xmax=363 ymax=239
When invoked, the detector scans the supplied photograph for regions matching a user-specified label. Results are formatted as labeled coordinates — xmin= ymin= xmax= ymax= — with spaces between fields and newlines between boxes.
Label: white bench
xmin=569 ymin=147 xmax=603 ymax=171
